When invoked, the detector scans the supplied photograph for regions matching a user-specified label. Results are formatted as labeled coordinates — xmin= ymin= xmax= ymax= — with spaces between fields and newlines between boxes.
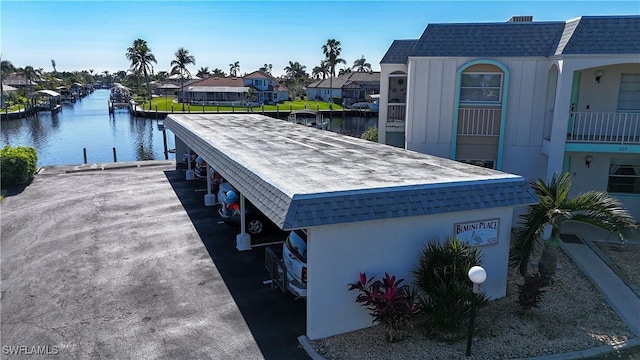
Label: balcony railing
xmin=387 ymin=104 xmax=406 ymax=123
xmin=457 ymin=108 xmax=501 ymax=136
xmin=568 ymin=112 xmax=640 ymax=144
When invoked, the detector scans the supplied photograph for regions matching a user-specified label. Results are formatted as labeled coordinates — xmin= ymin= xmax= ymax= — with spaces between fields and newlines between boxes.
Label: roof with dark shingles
xmin=558 ymin=16 xmax=640 ymax=55
xmin=165 ymin=114 xmax=538 ymax=230
xmin=411 ymin=22 xmax=566 ymax=57
xmin=380 ymin=15 xmax=640 ymax=62
xmin=380 ymin=40 xmax=418 ymax=64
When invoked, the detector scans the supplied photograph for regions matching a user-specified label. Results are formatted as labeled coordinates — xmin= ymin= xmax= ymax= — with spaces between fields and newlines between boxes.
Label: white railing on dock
xmin=568 ymin=112 xmax=640 ymax=144
xmin=457 ymin=108 xmax=500 ymax=136
xmin=387 ymin=104 xmax=406 ymax=122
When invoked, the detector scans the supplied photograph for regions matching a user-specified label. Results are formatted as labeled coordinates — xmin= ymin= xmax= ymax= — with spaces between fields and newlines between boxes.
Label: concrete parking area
xmin=1 ymin=162 xmax=306 ymax=359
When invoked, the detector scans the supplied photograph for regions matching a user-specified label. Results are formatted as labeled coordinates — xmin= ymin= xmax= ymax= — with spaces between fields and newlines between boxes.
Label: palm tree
xmin=352 ymin=55 xmax=372 ymax=72
xmin=197 ymin=66 xmax=210 ymax=78
xmin=260 ymin=63 xmax=272 ymax=74
xmin=322 ymin=38 xmax=346 ymax=105
xmin=212 ymin=68 xmax=226 ymax=77
xmin=155 ymin=71 xmax=169 ymax=81
xmin=170 ymin=47 xmax=196 ymax=110
xmin=20 ymin=65 xmax=40 ymax=99
xmin=126 ymin=38 xmax=157 ymax=100
xmin=284 ymin=61 xmax=307 ymax=99
xmin=51 ymin=59 xmax=57 ymax=73
xmin=229 ymin=61 xmax=240 ymax=77
xmin=510 ymin=172 xmax=637 ymax=281
xmin=312 ymin=60 xmax=330 ymax=80
xmin=247 ymin=87 xmax=257 ymax=102
xmin=338 ymin=67 xmax=352 ymax=76
xmin=1 ymin=58 xmax=15 ymax=108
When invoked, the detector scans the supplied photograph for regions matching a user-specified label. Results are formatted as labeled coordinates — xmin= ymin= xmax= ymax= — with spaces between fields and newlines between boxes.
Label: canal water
xmin=1 ymin=89 xmax=378 ymax=167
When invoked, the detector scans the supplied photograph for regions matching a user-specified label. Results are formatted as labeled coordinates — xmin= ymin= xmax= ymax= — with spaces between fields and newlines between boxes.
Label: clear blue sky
xmin=2 ymin=1 xmax=638 ymax=77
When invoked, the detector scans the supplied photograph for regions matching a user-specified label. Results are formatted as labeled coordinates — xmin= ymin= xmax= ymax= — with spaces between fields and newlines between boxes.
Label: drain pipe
xmin=236 ymin=193 xmax=251 ymax=251
xmin=185 ymin=148 xmax=195 ymax=180
xmin=204 ymin=165 xmax=215 ymax=206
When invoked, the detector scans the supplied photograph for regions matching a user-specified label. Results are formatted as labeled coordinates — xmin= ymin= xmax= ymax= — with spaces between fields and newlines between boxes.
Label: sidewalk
xmin=561 ymin=230 xmax=640 ymax=337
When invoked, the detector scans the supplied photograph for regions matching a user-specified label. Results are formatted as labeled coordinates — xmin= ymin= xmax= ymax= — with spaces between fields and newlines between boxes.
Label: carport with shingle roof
xmin=164 ymin=113 xmax=538 ymax=339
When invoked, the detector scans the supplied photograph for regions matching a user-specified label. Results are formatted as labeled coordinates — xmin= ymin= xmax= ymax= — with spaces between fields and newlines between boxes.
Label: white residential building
xmin=379 ymin=15 xmax=640 ymax=219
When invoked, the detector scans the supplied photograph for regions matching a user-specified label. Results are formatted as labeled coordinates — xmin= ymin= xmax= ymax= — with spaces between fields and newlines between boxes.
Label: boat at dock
xmin=33 ymin=89 xmax=63 ymax=113
xmin=287 ymin=109 xmax=329 ymax=129
xmin=108 ymin=83 xmax=131 ymax=113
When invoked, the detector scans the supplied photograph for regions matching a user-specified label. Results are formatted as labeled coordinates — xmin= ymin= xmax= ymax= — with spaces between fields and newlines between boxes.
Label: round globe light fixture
xmin=468 ymin=266 xmax=487 ymax=286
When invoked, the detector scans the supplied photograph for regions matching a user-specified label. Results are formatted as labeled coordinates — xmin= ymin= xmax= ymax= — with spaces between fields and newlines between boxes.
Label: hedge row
xmin=1 ymin=145 xmax=38 ymax=187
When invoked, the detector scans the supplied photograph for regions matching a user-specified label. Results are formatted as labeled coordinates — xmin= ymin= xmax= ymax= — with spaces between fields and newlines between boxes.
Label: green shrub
xmin=413 ymin=236 xmax=488 ymax=338
xmin=360 ymin=126 xmax=378 ymax=142
xmin=1 ymin=145 xmax=38 ymax=187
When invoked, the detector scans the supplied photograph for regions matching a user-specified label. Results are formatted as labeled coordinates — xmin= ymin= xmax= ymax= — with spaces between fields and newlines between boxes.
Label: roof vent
xmin=508 ymin=16 xmax=533 ymax=23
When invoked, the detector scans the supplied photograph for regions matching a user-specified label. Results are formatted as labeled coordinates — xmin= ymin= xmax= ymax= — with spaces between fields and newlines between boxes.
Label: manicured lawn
xmin=136 ymin=97 xmax=343 ymax=112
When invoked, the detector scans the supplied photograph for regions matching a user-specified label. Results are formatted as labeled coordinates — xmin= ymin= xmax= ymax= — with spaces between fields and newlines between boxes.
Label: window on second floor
xmin=608 ymin=158 xmax=640 ymax=194
xmin=254 ymin=79 xmax=264 ymax=87
xmin=617 ymin=74 xmax=640 ymax=112
xmin=388 ymin=75 xmax=407 ymax=103
xmin=459 ymin=73 xmax=502 ymax=104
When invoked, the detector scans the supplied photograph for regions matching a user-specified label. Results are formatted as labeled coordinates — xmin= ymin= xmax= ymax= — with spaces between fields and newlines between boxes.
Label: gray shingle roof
xmin=380 ymin=40 xmax=418 ymax=64
xmin=165 ymin=114 xmax=538 ymax=230
xmin=411 ymin=22 xmax=565 ymax=57
xmin=557 ymin=16 xmax=640 ymax=55
xmin=378 ymin=15 xmax=640 ymax=62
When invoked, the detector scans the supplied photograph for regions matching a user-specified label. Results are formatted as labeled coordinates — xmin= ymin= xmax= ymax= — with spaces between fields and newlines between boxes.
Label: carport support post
xmin=236 ymin=194 xmax=251 ymax=251
xmin=185 ymin=148 xmax=195 ymax=180
xmin=204 ymin=165 xmax=215 ymax=206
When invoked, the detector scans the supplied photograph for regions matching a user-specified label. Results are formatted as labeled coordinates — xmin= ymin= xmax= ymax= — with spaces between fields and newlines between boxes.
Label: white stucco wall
xmin=403 ymin=57 xmax=551 ymax=181
xmin=305 ymin=206 xmax=515 ymax=340
xmin=566 ymin=152 xmax=640 ymax=219
xmin=576 ymin=64 xmax=640 ymax=113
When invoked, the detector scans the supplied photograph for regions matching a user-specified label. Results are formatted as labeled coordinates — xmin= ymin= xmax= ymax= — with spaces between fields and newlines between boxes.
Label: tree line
xmin=1 ymin=38 xmax=374 ymax=104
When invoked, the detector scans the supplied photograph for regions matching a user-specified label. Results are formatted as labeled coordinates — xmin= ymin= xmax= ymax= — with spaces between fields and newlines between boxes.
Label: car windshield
xmin=286 ymin=230 xmax=307 ymax=262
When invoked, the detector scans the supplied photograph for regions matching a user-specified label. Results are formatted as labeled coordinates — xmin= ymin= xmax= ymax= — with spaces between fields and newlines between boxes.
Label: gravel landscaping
xmin=311 ymin=250 xmax=636 ymax=360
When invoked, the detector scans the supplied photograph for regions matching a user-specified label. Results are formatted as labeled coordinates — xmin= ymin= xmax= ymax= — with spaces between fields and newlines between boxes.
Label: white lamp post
xmin=466 ymin=265 xmax=487 ymax=356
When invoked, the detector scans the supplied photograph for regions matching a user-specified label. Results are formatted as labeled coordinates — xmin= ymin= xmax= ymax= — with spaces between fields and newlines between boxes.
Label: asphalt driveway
xmin=1 ymin=162 xmax=306 ymax=359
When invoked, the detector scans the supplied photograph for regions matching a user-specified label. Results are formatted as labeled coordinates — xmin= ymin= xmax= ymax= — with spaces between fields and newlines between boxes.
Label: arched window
xmin=452 ymin=60 xmax=509 ymax=170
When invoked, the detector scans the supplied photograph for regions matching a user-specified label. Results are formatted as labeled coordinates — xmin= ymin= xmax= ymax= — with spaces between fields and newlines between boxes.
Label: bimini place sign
xmin=454 ymin=218 xmax=499 ymax=246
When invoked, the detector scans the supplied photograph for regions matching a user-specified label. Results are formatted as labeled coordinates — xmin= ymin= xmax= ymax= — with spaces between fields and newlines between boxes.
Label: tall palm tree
xmin=510 ymin=172 xmax=637 ymax=281
xmin=322 ymin=38 xmax=346 ymax=105
xmin=229 ymin=61 xmax=240 ymax=77
xmin=312 ymin=60 xmax=330 ymax=80
xmin=20 ymin=65 xmax=40 ymax=99
xmin=352 ymin=55 xmax=372 ymax=72
xmin=1 ymin=58 xmax=15 ymax=108
xmin=196 ymin=66 xmax=210 ymax=78
xmin=170 ymin=47 xmax=196 ymax=110
xmin=126 ymin=38 xmax=157 ymax=100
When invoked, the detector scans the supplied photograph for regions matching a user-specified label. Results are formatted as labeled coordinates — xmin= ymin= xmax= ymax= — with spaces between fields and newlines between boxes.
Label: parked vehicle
xmin=217 ymin=182 xmax=273 ymax=236
xmin=283 ymin=229 xmax=308 ymax=298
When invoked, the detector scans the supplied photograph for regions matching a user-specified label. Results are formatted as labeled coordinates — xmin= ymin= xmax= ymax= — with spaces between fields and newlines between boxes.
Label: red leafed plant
xmin=349 ymin=272 xmax=420 ymax=342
